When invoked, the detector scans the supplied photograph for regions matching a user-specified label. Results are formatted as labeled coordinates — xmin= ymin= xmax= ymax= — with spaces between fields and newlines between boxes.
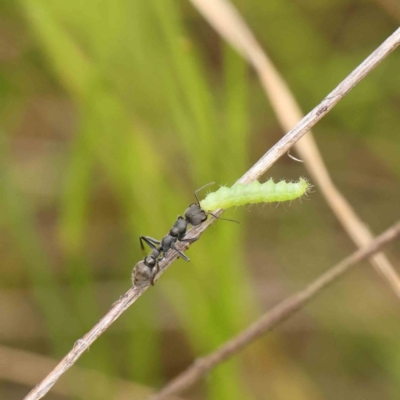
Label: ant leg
xmin=180 ymin=237 xmax=198 ymax=244
xmin=150 ymin=261 xmax=160 ymax=286
xmin=171 ymin=243 xmax=190 ymax=262
xmin=140 ymin=236 xmax=161 ymax=251
xmin=143 ymin=236 xmax=161 ymax=246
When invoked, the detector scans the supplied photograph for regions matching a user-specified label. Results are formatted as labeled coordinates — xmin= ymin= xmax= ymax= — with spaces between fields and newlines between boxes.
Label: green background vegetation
xmin=0 ymin=0 xmax=399 ymax=399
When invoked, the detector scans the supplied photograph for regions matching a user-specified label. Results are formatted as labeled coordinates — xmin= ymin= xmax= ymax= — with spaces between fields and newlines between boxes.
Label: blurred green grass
xmin=0 ymin=0 xmax=400 ymax=399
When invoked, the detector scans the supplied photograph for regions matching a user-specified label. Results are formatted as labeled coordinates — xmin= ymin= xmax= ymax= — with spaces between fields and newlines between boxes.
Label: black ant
xmin=132 ymin=238 xmax=161 ymax=287
xmin=165 ymin=182 xmax=238 ymax=245
xmin=132 ymin=183 xmax=238 ymax=287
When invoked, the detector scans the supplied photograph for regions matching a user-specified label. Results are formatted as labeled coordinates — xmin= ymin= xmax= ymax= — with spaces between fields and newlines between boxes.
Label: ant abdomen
xmin=132 ymin=260 xmax=156 ymax=287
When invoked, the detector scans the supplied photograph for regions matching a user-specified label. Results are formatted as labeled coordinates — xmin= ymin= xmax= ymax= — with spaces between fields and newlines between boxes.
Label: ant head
xmin=184 ymin=203 xmax=207 ymax=227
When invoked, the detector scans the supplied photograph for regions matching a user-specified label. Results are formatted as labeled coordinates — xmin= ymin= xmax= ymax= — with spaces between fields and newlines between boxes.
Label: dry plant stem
xmin=234 ymin=26 xmax=400 ymax=184
xmin=190 ymin=0 xmax=400 ymax=299
xmin=24 ymin=28 xmax=400 ymax=400
xmin=152 ymin=220 xmax=400 ymax=399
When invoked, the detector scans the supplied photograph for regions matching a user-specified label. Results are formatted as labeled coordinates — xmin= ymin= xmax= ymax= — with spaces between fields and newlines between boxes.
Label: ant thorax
xmin=161 ymin=235 xmax=175 ymax=253
xmin=170 ymin=216 xmax=187 ymax=239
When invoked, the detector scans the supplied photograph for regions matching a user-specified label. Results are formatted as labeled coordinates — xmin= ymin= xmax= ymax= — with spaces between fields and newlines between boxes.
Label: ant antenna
xmin=194 ymin=182 xmax=215 ymax=204
xmin=208 ymin=212 xmax=240 ymax=224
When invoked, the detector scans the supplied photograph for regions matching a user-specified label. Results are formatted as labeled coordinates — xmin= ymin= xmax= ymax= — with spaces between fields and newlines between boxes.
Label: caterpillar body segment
xmin=199 ymin=178 xmax=310 ymax=211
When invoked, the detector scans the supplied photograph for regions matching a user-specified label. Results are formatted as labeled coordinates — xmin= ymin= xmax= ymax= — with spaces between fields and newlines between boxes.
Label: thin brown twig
xmin=190 ymin=0 xmax=400 ymax=299
xmin=152 ymin=220 xmax=400 ymax=399
xmin=24 ymin=27 xmax=400 ymax=400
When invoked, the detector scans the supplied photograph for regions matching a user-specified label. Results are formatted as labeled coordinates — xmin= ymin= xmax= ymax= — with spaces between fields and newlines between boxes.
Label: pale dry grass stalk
xmin=0 ymin=345 xmax=184 ymax=400
xmin=372 ymin=0 xmax=400 ymax=21
xmin=190 ymin=0 xmax=400 ymax=299
xmin=152 ymin=220 xmax=400 ymax=399
xmin=24 ymin=26 xmax=400 ymax=400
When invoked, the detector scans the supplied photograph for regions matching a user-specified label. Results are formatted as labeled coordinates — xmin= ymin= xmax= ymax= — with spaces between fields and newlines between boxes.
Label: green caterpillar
xmin=199 ymin=178 xmax=310 ymax=211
